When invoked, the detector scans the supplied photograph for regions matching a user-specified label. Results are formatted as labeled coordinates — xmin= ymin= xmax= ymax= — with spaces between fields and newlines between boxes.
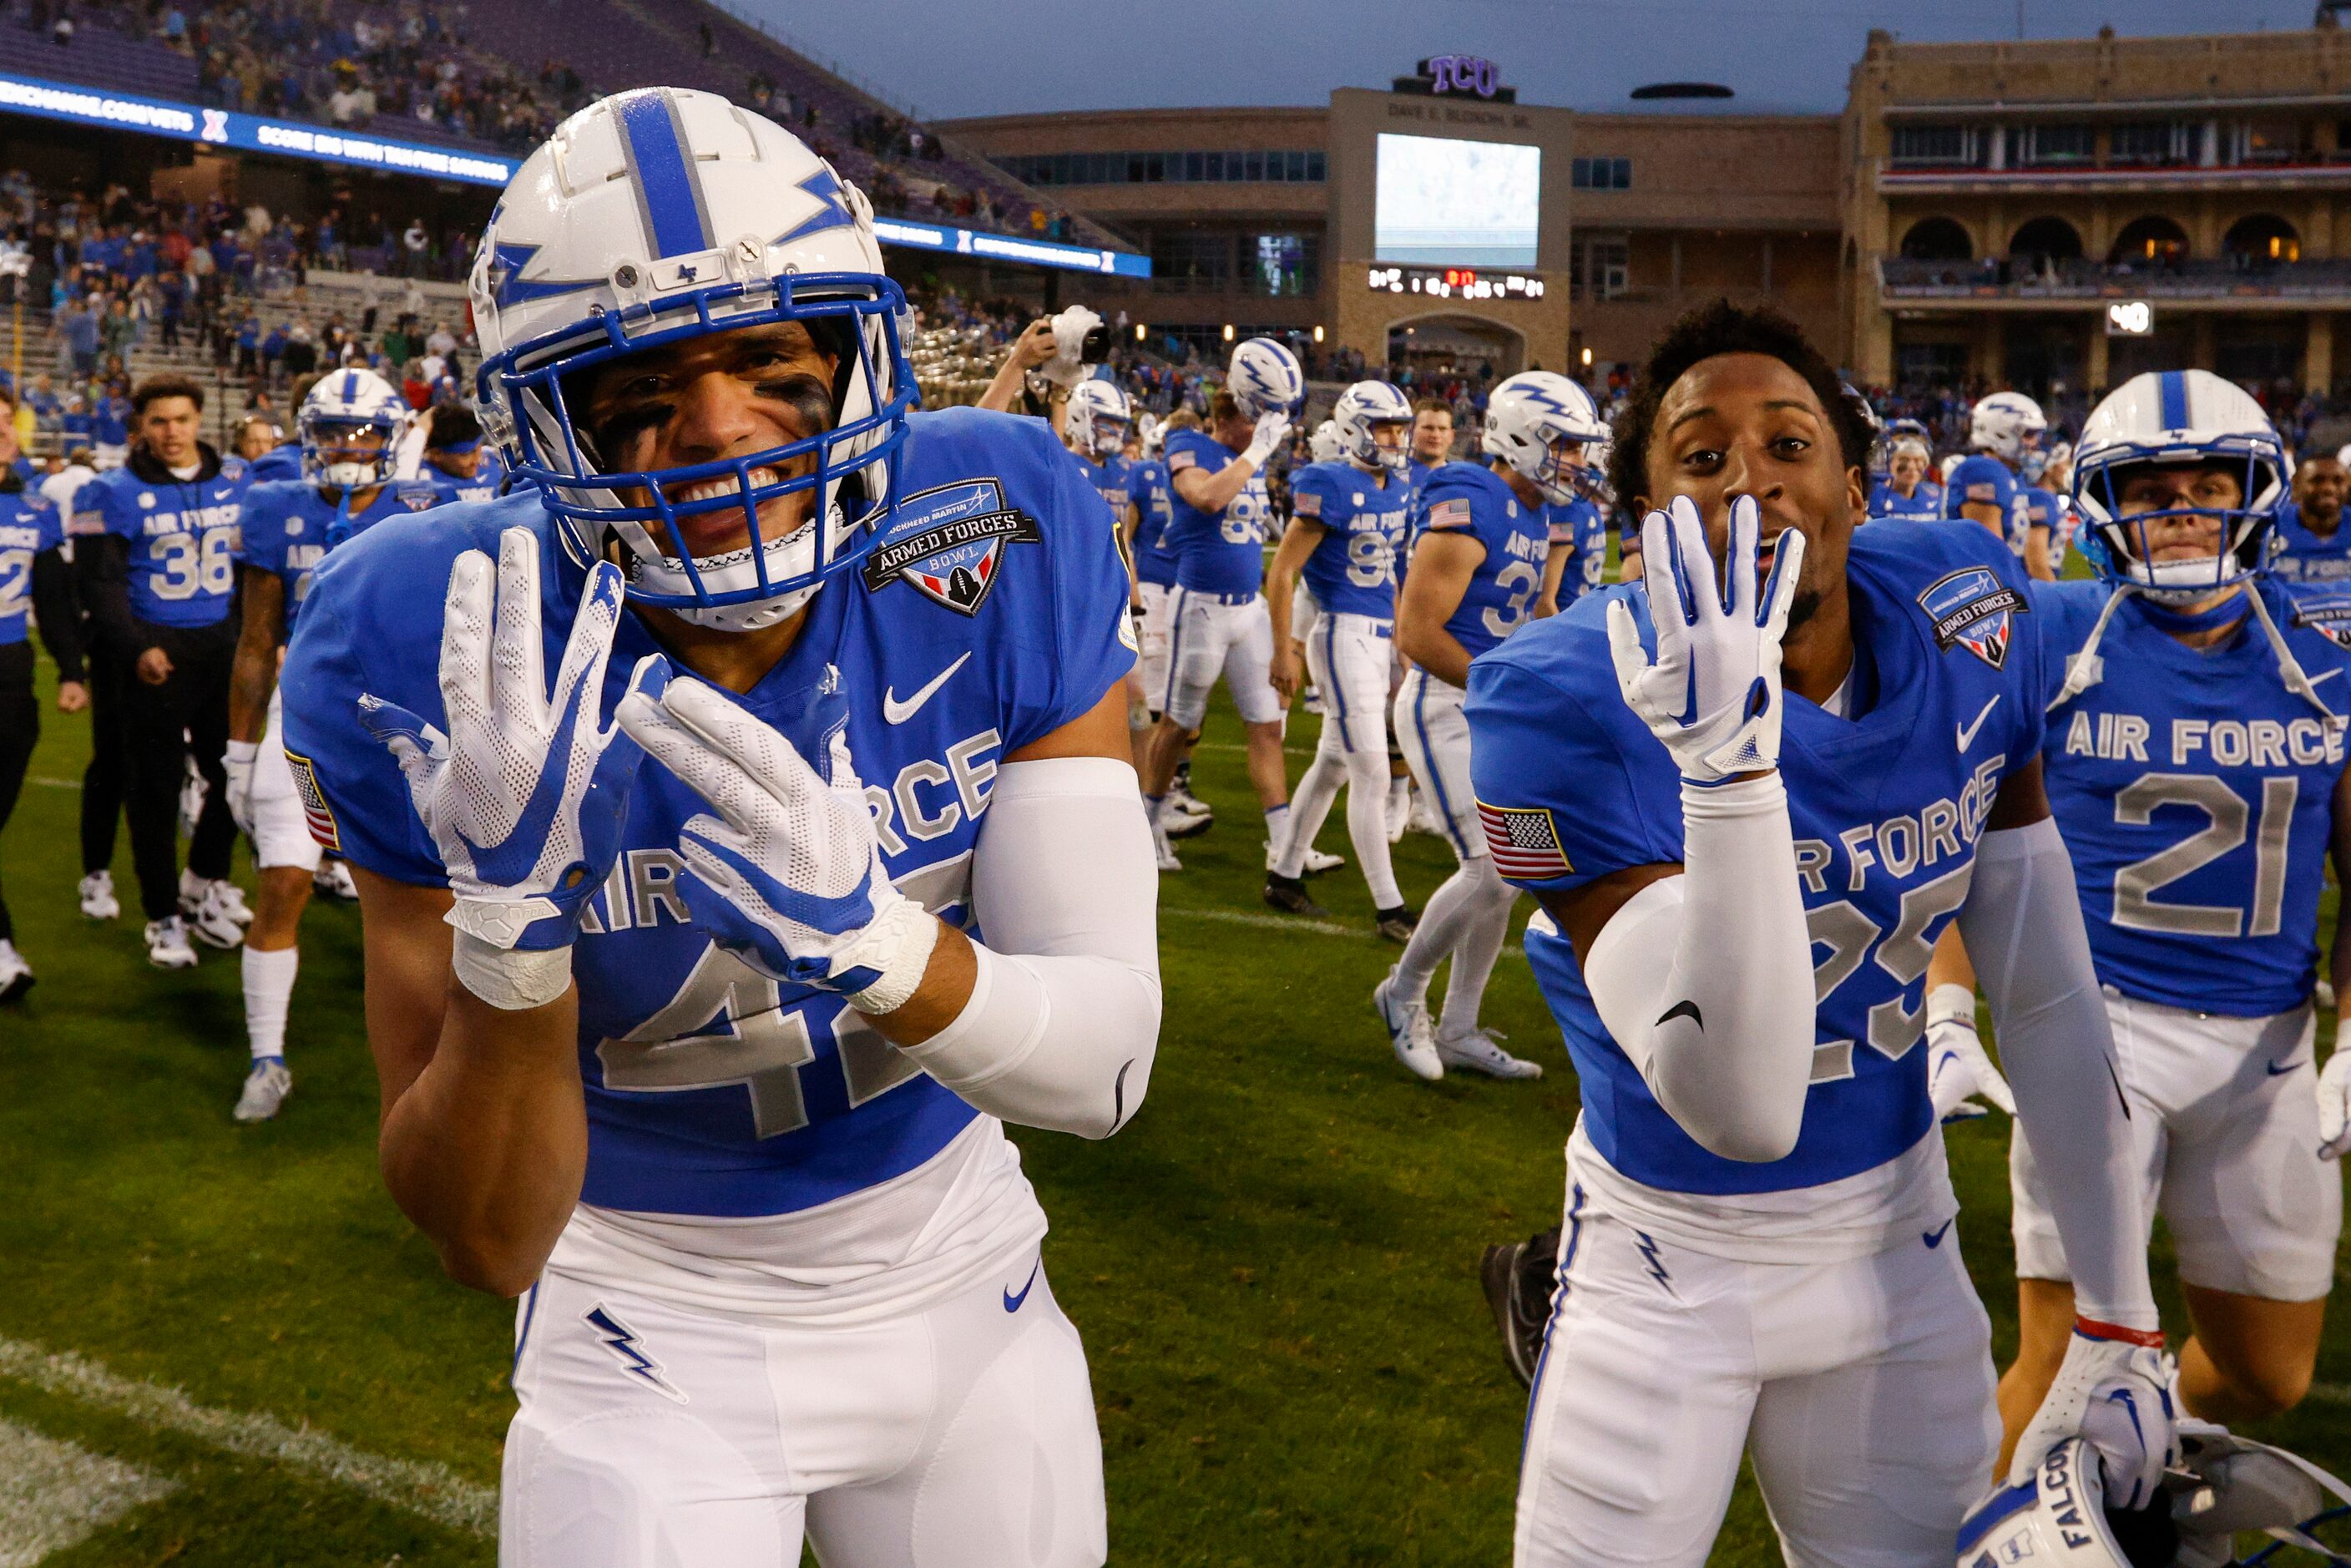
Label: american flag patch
xmin=1428 ymin=498 xmax=1474 ymax=530
xmin=284 ymin=746 xmax=341 ymax=850
xmin=1293 ymin=488 xmax=1321 ymax=517
xmin=1478 ymin=802 xmax=1571 ymax=881
xmin=1166 ymin=448 xmax=1198 ymax=472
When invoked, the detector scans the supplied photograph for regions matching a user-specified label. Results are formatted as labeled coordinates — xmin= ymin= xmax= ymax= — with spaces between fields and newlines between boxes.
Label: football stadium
xmin=4 ymin=0 xmax=2351 ymax=1563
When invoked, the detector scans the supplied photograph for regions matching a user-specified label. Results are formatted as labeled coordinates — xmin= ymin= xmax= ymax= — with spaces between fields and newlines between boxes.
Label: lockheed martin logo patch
xmin=1916 ymin=567 xmax=2025 ymax=670
xmin=864 ymin=479 xmax=1041 ymax=615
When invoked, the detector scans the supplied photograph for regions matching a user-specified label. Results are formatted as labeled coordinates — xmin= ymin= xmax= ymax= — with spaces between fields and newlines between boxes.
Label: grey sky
xmin=735 ymin=1 xmax=2310 ymax=122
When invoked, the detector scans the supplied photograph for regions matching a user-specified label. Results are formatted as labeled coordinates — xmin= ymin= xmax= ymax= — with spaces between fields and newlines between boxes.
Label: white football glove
xmin=221 ymin=739 xmax=259 ymax=838
xmin=2318 ymin=1049 xmax=2351 ymax=1160
xmin=357 ymin=527 xmax=658 ymax=969
xmin=615 ymin=668 xmax=940 ymax=1014
xmin=2010 ymin=1325 xmax=2177 ymax=1512
xmin=1606 ymin=494 xmax=1806 ymax=784
xmin=1926 ymin=984 xmax=2015 ymax=1122
xmin=1242 ymin=410 xmax=1292 ymax=467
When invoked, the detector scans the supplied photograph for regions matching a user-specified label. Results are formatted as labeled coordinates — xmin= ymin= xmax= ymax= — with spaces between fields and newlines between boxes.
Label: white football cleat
xmin=1167 ymin=785 xmax=1212 ymax=821
xmin=1386 ymin=781 xmax=1410 ymax=843
xmin=235 ymin=1056 xmax=292 ymax=1122
xmin=1438 ymin=1028 xmax=1544 ymax=1080
xmin=1301 ymin=687 xmax=1324 ymax=716
xmin=1374 ymin=968 xmax=1443 ymax=1081
xmin=185 ymin=885 xmax=246 ymax=950
xmin=1155 ymin=838 xmax=1183 ymax=872
xmin=144 ymin=916 xmax=199 ymax=970
xmin=179 ymin=871 xmax=252 ymax=927
xmin=0 ymin=940 xmax=32 ymax=1004
xmin=1263 ymin=841 xmax=1348 ymax=874
xmin=77 ymin=870 xmax=119 ymax=921
xmin=312 ymin=859 xmax=360 ymax=901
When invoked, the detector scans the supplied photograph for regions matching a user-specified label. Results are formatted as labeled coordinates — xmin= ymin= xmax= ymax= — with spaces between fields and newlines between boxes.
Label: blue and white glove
xmin=1926 ymin=984 xmax=2015 ymax=1123
xmin=615 ymin=670 xmax=940 ymax=1014
xmin=1606 ymin=494 xmax=1805 ymax=784
xmin=2011 ymin=1322 xmax=2177 ymax=1510
xmin=358 ymin=527 xmax=659 ymax=1008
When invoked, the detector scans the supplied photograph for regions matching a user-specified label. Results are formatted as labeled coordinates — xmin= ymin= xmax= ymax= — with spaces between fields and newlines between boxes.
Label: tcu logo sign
xmin=1425 ymin=55 xmax=1500 ymax=98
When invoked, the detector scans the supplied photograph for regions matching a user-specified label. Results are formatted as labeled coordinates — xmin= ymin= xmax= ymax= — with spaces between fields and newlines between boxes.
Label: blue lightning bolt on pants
xmin=1512 ymin=1177 xmax=1998 ymax=1567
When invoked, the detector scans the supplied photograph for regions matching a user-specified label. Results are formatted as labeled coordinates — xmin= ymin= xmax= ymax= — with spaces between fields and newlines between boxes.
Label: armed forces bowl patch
xmin=1916 ymin=566 xmax=2025 ymax=670
xmin=863 ymin=478 xmax=1041 ymax=616
xmin=2292 ymin=595 xmax=2351 ymax=651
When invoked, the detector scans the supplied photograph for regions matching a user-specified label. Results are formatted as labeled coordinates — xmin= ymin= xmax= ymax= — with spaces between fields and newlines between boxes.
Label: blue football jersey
xmin=2036 ymin=579 xmax=2351 ymax=1017
xmin=1291 ymin=459 xmax=1408 ymax=620
xmin=1868 ymin=481 xmax=1942 ymax=523
xmin=0 ymin=490 xmax=63 ymax=646
xmin=281 ymin=407 xmax=1135 ymax=1219
xmin=1126 ymin=458 xmax=1176 ymax=589
xmin=1072 ymin=452 xmax=1131 ymax=529
xmin=1467 ymin=519 xmax=2045 ymax=1195
xmin=2268 ymin=503 xmax=2351 ymax=587
xmin=237 ymin=477 xmax=447 ymax=632
xmin=1546 ymin=498 xmax=1608 ymax=609
xmin=1161 ymin=427 xmax=1272 ymax=596
xmin=428 ymin=469 xmax=503 ymax=507
xmin=1944 ymin=455 xmax=2031 ymax=558
xmin=73 ymin=464 xmax=245 ymax=628
xmin=1416 ymin=462 xmax=1547 ymax=660
xmin=248 ymin=443 xmax=305 ymax=484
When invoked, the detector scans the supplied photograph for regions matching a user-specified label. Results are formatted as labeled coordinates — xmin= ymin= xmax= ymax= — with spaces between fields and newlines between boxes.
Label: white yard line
xmin=27 ymin=777 xmax=75 ymax=789
xmin=0 ymin=1337 xmax=495 ymax=1540
xmin=2307 ymin=1382 xmax=2351 ymax=1406
xmin=0 ymin=1417 xmax=174 ymax=1567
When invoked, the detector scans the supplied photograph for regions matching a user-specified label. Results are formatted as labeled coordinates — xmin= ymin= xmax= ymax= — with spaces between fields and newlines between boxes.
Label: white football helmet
xmin=1971 ymin=390 xmax=2049 ymax=463
xmin=1957 ymin=1426 xmax=2351 ymax=1568
xmin=470 ymin=85 xmax=913 ymax=630
xmin=1483 ymin=371 xmax=1607 ymax=505
xmin=1062 ymin=377 xmax=1131 ymax=458
xmin=1307 ymin=418 xmax=1343 ymax=464
xmin=299 ymin=367 xmax=410 ymax=491
xmin=1332 ymin=379 xmax=1413 ymax=474
xmin=2074 ymin=369 xmax=2288 ymax=602
xmin=1227 ymin=336 xmax=1303 ymax=420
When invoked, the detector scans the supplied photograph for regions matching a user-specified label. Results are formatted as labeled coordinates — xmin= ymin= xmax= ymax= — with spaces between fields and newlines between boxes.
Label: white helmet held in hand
xmin=1483 ymin=371 xmax=1607 ymax=505
xmin=470 ymin=84 xmax=914 ymax=631
xmin=1061 ymin=377 xmax=1132 ymax=458
xmin=2073 ymin=369 xmax=2289 ymax=603
xmin=1332 ymin=379 xmax=1413 ymax=474
xmin=1307 ymin=418 xmax=1343 ymax=464
xmin=1227 ymin=336 xmax=1303 ymax=420
xmin=1970 ymin=390 xmax=2049 ymax=463
xmin=299 ymin=367 xmax=410 ymax=491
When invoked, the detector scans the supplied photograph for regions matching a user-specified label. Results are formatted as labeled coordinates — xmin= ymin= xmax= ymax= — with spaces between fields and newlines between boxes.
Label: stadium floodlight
xmin=1313 ymin=325 xmax=1325 ymax=343
xmin=1222 ymin=324 xmax=1236 ymax=341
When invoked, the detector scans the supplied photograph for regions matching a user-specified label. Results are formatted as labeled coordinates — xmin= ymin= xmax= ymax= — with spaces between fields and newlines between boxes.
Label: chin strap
xmin=2050 ymin=582 xmax=2340 ymax=725
xmin=323 ymin=484 xmax=356 ymax=549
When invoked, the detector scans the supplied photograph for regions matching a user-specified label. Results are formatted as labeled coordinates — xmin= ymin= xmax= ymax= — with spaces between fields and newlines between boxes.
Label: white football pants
xmin=1165 ymin=589 xmax=1279 ymax=728
xmin=1135 ymin=580 xmax=1174 ymax=716
xmin=1275 ymin=612 xmax=1400 ymax=905
xmin=503 ymin=1256 xmax=1107 ymax=1567
xmin=2011 ymin=994 xmax=2338 ymax=1302
xmin=1515 ymin=1181 xmax=1998 ymax=1567
xmin=252 ymin=688 xmax=322 ymax=873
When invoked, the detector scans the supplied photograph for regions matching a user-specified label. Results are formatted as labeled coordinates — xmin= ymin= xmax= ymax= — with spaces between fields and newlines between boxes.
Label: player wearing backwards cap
xmin=1469 ymin=301 xmax=2166 ymax=1565
xmin=224 ymin=370 xmax=445 ymax=1122
xmin=1137 ymin=336 xmax=1302 ymax=868
xmin=279 ymin=87 xmax=1156 ymax=1565
xmin=1928 ymin=370 xmax=2351 ymax=1468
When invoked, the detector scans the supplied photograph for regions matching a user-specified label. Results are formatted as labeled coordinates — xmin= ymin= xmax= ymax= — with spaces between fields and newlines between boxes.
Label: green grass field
xmin=3 ymin=630 xmax=2350 ymax=1565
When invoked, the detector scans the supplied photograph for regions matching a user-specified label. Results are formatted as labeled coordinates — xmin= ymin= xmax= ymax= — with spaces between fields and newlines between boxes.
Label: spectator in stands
xmin=282 ymin=321 xmax=317 ymax=382
xmin=401 ymin=220 xmax=429 ymax=278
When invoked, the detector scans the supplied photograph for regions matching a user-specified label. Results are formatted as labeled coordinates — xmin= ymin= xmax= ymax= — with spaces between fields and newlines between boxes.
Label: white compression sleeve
xmin=1957 ymin=815 xmax=2156 ymax=1331
xmin=894 ymin=756 xmax=1161 ymax=1140
xmin=1581 ymin=772 xmax=1816 ymax=1162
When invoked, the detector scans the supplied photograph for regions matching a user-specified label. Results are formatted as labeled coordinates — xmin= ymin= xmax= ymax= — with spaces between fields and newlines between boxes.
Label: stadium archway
xmin=1899 ymin=217 xmax=1973 ymax=261
xmin=2010 ymin=216 xmax=2083 ymax=268
xmin=2110 ymin=215 xmax=2191 ymax=266
xmin=1384 ymin=312 xmax=1529 ymax=379
xmin=2224 ymin=214 xmax=2301 ymax=264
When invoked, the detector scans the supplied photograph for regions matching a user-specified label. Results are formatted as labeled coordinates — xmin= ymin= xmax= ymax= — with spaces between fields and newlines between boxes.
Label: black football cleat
xmin=1261 ymin=873 xmax=1328 ymax=918
xmin=1480 ymin=1226 xmax=1562 ymax=1388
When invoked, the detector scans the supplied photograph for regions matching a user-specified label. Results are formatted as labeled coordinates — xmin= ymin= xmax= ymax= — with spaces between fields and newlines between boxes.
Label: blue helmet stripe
xmin=341 ymin=370 xmax=357 ymax=403
xmin=616 ymin=90 xmax=712 ymax=260
xmin=2159 ymin=369 xmax=2190 ymax=432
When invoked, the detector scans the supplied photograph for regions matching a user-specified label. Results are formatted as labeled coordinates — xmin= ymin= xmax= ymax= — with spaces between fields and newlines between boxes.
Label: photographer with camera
xmin=978 ymin=304 xmax=1110 ymax=422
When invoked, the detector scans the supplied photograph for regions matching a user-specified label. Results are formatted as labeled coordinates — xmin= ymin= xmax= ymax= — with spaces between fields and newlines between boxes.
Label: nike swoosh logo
xmin=2268 ymin=1057 xmax=2308 ymax=1077
xmin=882 ymin=651 xmax=973 ymax=725
xmin=2313 ymin=670 xmax=2343 ymax=688
xmin=1955 ymin=694 xmax=2000 ymax=752
xmin=1923 ymin=1221 xmax=1953 ymax=1249
xmin=1657 ymin=999 xmax=1703 ymax=1030
xmin=1004 ymin=1260 xmax=1041 ymax=1313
